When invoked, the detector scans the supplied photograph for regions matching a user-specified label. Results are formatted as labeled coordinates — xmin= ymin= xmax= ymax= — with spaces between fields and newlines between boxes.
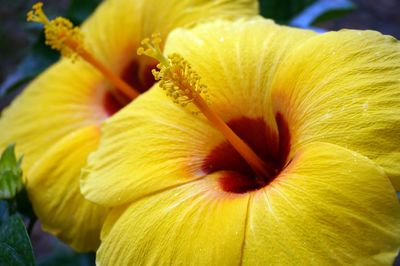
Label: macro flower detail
xmin=0 ymin=0 xmax=258 ymax=251
xmin=81 ymin=18 xmax=400 ymax=264
xmin=27 ymin=3 xmax=85 ymax=60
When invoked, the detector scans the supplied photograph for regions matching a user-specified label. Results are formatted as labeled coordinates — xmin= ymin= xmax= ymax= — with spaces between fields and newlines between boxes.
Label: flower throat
xmin=138 ymin=35 xmax=287 ymax=190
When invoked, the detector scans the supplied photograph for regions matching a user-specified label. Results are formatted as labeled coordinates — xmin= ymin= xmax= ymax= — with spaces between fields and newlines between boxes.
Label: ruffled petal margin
xmin=28 ymin=125 xmax=108 ymax=251
xmin=271 ymin=30 xmax=400 ymax=190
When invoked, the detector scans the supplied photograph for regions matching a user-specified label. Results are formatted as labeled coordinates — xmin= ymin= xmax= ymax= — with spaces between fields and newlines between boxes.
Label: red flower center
xmin=202 ymin=114 xmax=290 ymax=193
xmin=103 ymin=60 xmax=157 ymax=116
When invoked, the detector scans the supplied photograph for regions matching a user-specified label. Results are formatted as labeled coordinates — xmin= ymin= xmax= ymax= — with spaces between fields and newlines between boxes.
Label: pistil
xmin=138 ymin=35 xmax=276 ymax=180
xmin=27 ymin=2 xmax=139 ymax=100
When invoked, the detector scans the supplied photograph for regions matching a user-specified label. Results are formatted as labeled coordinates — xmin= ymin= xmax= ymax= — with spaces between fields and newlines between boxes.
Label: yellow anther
xmin=153 ymin=53 xmax=208 ymax=107
xmin=137 ymin=37 xmax=208 ymax=107
xmin=27 ymin=2 xmax=84 ymax=60
xmin=27 ymin=2 xmax=48 ymax=24
xmin=45 ymin=17 xmax=84 ymax=59
xmin=137 ymin=33 xmax=169 ymax=67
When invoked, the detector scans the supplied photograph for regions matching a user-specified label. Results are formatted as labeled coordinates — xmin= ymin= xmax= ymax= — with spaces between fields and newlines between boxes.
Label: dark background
xmin=320 ymin=0 xmax=400 ymax=38
xmin=0 ymin=0 xmax=69 ymax=84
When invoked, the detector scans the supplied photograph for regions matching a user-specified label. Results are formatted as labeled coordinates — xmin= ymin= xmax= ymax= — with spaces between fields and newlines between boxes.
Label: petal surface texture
xmin=81 ymin=19 xmax=316 ymax=206
xmin=97 ymin=175 xmax=250 ymax=265
xmin=271 ymin=30 xmax=400 ymax=190
xmin=27 ymin=125 xmax=108 ymax=252
xmin=242 ymin=142 xmax=400 ymax=265
xmin=0 ymin=61 xmax=106 ymax=172
xmin=0 ymin=0 xmax=258 ymax=251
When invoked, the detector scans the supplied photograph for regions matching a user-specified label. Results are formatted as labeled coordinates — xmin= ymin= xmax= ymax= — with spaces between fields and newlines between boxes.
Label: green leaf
xmin=0 ymin=215 xmax=35 ymax=266
xmin=0 ymin=201 xmax=7 ymax=219
xmin=0 ymin=144 xmax=24 ymax=200
xmin=259 ymin=0 xmax=317 ymax=23
xmin=290 ymin=0 xmax=356 ymax=27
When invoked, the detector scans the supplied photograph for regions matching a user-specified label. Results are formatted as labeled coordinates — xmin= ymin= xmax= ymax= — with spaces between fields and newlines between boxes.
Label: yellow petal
xmin=242 ymin=142 xmax=400 ymax=265
xmin=97 ymin=174 xmax=249 ymax=265
xmin=0 ymin=61 xmax=105 ymax=172
xmin=100 ymin=205 xmax=127 ymax=241
xmin=271 ymin=30 xmax=400 ymax=190
xmin=164 ymin=18 xmax=316 ymax=123
xmin=83 ymin=0 xmax=259 ymax=89
xmin=81 ymin=19 xmax=316 ymax=206
xmin=27 ymin=125 xmax=108 ymax=252
xmin=81 ymin=87 xmax=219 ymax=206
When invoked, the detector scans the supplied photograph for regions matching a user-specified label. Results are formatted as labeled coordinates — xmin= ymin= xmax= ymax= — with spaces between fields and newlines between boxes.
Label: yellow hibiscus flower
xmin=82 ymin=18 xmax=400 ymax=264
xmin=0 ymin=0 xmax=258 ymax=251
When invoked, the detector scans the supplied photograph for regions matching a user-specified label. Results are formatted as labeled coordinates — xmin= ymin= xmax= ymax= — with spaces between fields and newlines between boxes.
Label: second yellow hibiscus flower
xmin=0 ymin=0 xmax=258 ymax=251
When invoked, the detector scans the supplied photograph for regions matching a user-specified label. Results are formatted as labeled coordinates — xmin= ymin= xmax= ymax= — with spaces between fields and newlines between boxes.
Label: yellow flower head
xmin=82 ymin=18 xmax=400 ymax=264
xmin=0 ymin=0 xmax=259 ymax=251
